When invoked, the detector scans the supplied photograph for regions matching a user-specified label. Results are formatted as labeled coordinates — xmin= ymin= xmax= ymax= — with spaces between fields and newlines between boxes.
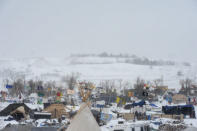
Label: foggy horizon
xmin=0 ymin=0 xmax=197 ymax=62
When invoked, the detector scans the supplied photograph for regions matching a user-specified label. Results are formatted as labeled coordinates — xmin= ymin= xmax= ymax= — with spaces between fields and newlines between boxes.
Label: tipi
xmin=66 ymin=103 xmax=101 ymax=131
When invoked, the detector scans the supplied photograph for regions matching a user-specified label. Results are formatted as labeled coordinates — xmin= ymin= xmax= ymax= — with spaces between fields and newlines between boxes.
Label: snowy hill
xmin=0 ymin=56 xmax=196 ymax=91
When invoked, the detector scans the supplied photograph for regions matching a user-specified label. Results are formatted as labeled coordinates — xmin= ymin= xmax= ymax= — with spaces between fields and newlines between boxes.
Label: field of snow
xmin=0 ymin=56 xmax=196 ymax=91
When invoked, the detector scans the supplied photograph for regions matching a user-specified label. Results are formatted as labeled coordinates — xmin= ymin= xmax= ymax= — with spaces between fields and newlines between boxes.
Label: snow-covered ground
xmin=0 ymin=116 xmax=18 ymax=130
xmin=184 ymin=106 xmax=197 ymax=128
xmin=0 ymin=56 xmax=196 ymax=91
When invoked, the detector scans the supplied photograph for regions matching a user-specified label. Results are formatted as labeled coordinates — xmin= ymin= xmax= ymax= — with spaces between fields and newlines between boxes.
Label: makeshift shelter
xmin=66 ymin=103 xmax=101 ymax=131
xmin=172 ymin=94 xmax=187 ymax=104
xmin=124 ymin=100 xmax=145 ymax=109
xmin=123 ymin=113 xmax=135 ymax=121
xmin=10 ymin=106 xmax=27 ymax=121
xmin=34 ymin=112 xmax=52 ymax=120
xmin=0 ymin=103 xmax=31 ymax=116
xmin=162 ymin=105 xmax=195 ymax=118
xmin=43 ymin=104 xmax=67 ymax=118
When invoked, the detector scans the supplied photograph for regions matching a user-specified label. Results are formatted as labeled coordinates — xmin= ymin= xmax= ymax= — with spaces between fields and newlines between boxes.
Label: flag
xmin=116 ymin=96 xmax=120 ymax=104
xmin=57 ymin=92 xmax=61 ymax=96
xmin=6 ymin=85 xmax=12 ymax=88
xmin=128 ymin=92 xmax=133 ymax=97
xmin=122 ymin=98 xmax=126 ymax=105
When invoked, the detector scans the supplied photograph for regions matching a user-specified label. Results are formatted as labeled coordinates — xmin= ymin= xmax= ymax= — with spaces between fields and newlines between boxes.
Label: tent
xmin=66 ymin=103 xmax=101 ymax=131
xmin=172 ymin=94 xmax=187 ymax=104
xmin=44 ymin=104 xmax=67 ymax=118
xmin=124 ymin=100 xmax=145 ymax=109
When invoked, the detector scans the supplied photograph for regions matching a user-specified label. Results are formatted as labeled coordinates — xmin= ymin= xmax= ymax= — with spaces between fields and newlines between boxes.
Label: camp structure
xmin=0 ymin=103 xmax=32 ymax=121
xmin=124 ymin=100 xmax=146 ymax=109
xmin=172 ymin=94 xmax=187 ymax=104
xmin=34 ymin=112 xmax=52 ymax=120
xmin=43 ymin=104 xmax=68 ymax=118
xmin=10 ymin=106 xmax=27 ymax=121
xmin=162 ymin=105 xmax=195 ymax=118
xmin=65 ymin=103 xmax=101 ymax=131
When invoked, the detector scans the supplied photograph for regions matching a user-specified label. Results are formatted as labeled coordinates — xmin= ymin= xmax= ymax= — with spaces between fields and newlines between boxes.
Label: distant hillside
xmin=70 ymin=53 xmax=191 ymax=66
xmin=0 ymin=55 xmax=195 ymax=91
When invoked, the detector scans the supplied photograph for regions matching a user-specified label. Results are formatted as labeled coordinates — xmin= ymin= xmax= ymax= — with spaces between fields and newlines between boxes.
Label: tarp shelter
xmin=124 ymin=100 xmax=145 ymax=109
xmin=162 ymin=105 xmax=195 ymax=118
xmin=66 ymin=103 xmax=101 ymax=131
xmin=0 ymin=103 xmax=31 ymax=116
xmin=149 ymin=103 xmax=158 ymax=107
xmin=10 ymin=106 xmax=27 ymax=121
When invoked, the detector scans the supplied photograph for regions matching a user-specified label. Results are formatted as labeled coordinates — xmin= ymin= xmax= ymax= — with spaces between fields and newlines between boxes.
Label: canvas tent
xmin=43 ymin=104 xmax=67 ymax=118
xmin=66 ymin=103 xmax=101 ymax=131
xmin=172 ymin=94 xmax=187 ymax=104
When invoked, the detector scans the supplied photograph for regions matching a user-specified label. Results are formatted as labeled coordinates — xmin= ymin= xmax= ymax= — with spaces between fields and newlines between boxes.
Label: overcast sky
xmin=0 ymin=0 xmax=197 ymax=61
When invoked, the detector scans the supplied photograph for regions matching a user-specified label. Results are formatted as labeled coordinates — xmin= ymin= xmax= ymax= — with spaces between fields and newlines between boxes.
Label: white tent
xmin=66 ymin=103 xmax=101 ymax=131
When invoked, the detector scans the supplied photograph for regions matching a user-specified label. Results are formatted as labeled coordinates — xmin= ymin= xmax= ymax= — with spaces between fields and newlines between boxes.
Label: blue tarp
xmin=124 ymin=100 xmax=145 ymax=109
xmin=133 ymin=100 xmax=145 ymax=106
xmin=149 ymin=103 xmax=158 ymax=107
xmin=162 ymin=105 xmax=195 ymax=118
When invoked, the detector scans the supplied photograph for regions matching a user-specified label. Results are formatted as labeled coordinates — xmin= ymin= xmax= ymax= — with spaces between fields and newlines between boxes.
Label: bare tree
xmin=153 ymin=78 xmax=163 ymax=87
xmin=62 ymin=73 xmax=80 ymax=90
xmin=180 ymin=78 xmax=192 ymax=96
xmin=28 ymin=79 xmax=36 ymax=94
xmin=44 ymin=81 xmax=56 ymax=97
xmin=134 ymin=77 xmax=145 ymax=99
xmin=99 ymin=80 xmax=116 ymax=94
xmin=9 ymin=78 xmax=25 ymax=97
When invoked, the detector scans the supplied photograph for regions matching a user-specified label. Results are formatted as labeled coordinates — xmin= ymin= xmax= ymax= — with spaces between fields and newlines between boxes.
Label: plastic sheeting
xmin=124 ymin=100 xmax=145 ymax=109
